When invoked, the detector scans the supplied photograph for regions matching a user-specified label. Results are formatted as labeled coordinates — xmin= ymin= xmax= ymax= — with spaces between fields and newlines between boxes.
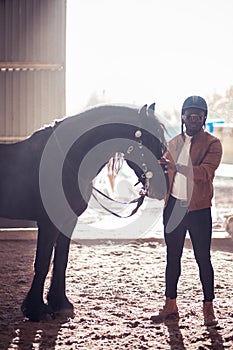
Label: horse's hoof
xmin=48 ymin=295 xmax=74 ymax=313
xmin=21 ymin=300 xmax=54 ymax=322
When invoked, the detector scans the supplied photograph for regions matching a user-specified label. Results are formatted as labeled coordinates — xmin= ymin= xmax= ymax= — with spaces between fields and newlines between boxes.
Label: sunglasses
xmin=184 ymin=115 xmax=205 ymax=122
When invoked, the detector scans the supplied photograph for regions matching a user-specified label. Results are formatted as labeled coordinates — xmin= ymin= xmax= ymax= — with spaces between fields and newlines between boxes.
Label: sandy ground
xmin=0 ymin=181 xmax=233 ymax=350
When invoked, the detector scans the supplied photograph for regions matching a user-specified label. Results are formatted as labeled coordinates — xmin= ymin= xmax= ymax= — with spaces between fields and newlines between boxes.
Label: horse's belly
xmin=0 ymin=186 xmax=37 ymax=220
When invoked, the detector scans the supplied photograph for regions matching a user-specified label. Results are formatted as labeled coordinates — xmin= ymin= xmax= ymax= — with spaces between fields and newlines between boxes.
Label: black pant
xmin=163 ymin=195 xmax=214 ymax=302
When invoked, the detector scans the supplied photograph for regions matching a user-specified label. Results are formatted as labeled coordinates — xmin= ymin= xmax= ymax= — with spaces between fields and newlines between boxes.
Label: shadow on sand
xmin=0 ymin=313 xmax=73 ymax=350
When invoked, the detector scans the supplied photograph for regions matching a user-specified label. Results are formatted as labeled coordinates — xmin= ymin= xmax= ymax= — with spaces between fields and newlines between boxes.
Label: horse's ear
xmin=147 ymin=102 xmax=156 ymax=115
xmin=139 ymin=104 xmax=147 ymax=117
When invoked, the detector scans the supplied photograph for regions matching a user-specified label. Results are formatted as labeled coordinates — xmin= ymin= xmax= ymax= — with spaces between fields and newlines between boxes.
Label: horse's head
xmin=124 ymin=103 xmax=168 ymax=200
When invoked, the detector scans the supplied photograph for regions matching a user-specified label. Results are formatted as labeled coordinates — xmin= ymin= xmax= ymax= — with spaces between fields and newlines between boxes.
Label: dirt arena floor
xmin=0 ymin=181 xmax=233 ymax=350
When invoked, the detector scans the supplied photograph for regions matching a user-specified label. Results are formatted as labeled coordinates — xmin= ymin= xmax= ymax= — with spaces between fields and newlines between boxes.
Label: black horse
xmin=0 ymin=104 xmax=167 ymax=321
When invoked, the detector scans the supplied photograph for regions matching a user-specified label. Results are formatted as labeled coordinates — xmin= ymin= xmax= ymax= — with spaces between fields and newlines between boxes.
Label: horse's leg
xmin=47 ymin=232 xmax=73 ymax=315
xmin=21 ymin=221 xmax=59 ymax=322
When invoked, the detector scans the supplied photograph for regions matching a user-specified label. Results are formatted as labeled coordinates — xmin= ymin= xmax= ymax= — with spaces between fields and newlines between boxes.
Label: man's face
xmin=182 ymin=108 xmax=206 ymax=136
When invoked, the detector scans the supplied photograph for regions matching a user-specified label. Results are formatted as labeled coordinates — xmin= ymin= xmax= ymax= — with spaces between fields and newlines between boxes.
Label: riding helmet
xmin=181 ymin=95 xmax=208 ymax=116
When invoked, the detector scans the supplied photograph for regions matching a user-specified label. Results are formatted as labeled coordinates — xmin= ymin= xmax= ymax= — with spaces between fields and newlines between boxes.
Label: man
xmin=151 ymin=96 xmax=222 ymax=326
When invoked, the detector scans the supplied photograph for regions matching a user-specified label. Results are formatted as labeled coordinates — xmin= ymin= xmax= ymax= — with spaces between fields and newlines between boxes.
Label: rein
xmin=91 ymin=185 xmax=146 ymax=218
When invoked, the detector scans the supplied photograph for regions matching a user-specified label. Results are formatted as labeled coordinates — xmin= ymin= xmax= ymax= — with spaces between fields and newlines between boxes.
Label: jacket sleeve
xmin=192 ymin=138 xmax=222 ymax=181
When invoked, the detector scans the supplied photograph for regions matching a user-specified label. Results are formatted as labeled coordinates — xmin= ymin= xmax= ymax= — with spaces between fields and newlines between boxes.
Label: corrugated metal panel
xmin=0 ymin=0 xmax=66 ymax=141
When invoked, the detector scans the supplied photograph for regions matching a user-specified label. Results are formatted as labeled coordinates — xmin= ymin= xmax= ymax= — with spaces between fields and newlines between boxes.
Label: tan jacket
xmin=164 ymin=128 xmax=222 ymax=211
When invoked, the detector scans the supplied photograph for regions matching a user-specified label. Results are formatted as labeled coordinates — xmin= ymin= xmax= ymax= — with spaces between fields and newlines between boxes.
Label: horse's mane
xmin=27 ymin=104 xmax=167 ymax=150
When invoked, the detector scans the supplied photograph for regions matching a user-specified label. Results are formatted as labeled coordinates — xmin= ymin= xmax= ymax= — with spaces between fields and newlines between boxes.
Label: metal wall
xmin=0 ymin=0 xmax=66 ymax=142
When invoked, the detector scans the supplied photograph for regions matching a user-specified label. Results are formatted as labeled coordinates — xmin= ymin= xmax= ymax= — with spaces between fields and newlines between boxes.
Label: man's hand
xmin=158 ymin=156 xmax=177 ymax=172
